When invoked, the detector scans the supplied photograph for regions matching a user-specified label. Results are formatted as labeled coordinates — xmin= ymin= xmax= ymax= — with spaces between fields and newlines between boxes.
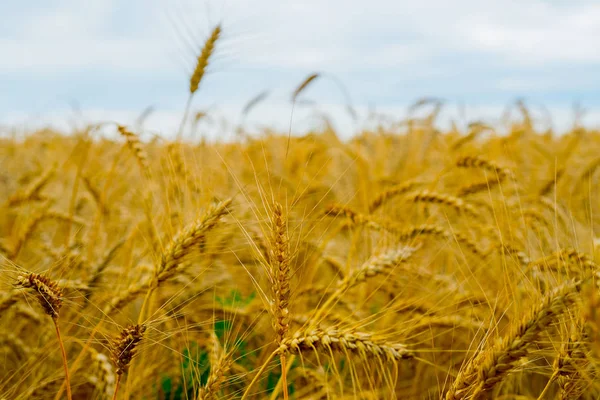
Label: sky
xmin=1 ymin=0 xmax=600 ymax=138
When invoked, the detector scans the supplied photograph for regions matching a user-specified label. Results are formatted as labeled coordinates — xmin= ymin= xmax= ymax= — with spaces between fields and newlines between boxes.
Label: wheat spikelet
xmin=157 ymin=198 xmax=231 ymax=283
xmin=111 ymin=324 xmax=146 ymax=376
xmin=446 ymin=278 xmax=586 ymax=400
xmin=456 ymin=155 xmax=509 ymax=177
xmin=457 ymin=179 xmax=503 ymax=197
xmin=495 ymin=243 xmax=531 ymax=266
xmin=104 ymin=200 xmax=231 ymax=315
xmin=270 ymin=202 xmax=290 ymax=345
xmin=369 ymin=180 xmax=422 ymax=212
xmin=190 ymin=25 xmax=221 ymax=94
xmin=197 ymin=351 xmax=233 ymax=400
xmin=117 ymin=125 xmax=150 ymax=176
xmin=242 ymin=90 xmax=269 ymax=117
xmin=14 ymin=272 xmax=72 ymax=399
xmin=405 ymin=190 xmax=479 ymax=217
xmin=15 ymin=273 xmax=63 ymax=319
xmin=292 ymin=73 xmax=320 ymax=102
xmin=528 ymin=248 xmax=598 ymax=275
xmin=455 ymin=156 xmax=511 ymax=196
xmin=340 ymin=245 xmax=418 ymax=290
xmin=451 ymin=123 xmax=493 ymax=150
xmin=279 ymin=327 xmax=414 ymax=361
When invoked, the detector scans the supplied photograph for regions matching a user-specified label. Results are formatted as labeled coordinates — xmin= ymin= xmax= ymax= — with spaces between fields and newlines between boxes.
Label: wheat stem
xmin=53 ymin=318 xmax=72 ymax=400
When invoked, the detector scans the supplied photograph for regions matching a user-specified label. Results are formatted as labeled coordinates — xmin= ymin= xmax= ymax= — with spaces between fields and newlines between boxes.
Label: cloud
xmin=1 ymin=0 xmax=599 ymax=133
xmin=3 ymin=0 xmax=599 ymax=73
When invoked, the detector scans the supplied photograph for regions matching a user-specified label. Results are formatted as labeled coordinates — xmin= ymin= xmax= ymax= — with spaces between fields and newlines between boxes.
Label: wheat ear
xmin=279 ymin=327 xmax=414 ymax=361
xmin=111 ymin=324 xmax=146 ymax=400
xmin=405 ymin=190 xmax=479 ymax=217
xmin=270 ymin=202 xmax=291 ymax=399
xmin=105 ymin=199 xmax=231 ymax=316
xmin=292 ymin=73 xmax=320 ymax=102
xmin=369 ymin=180 xmax=422 ymax=212
xmin=15 ymin=273 xmax=72 ymax=400
xmin=197 ymin=349 xmax=232 ymax=400
xmin=178 ymin=24 xmax=221 ymax=140
xmin=446 ymin=278 xmax=586 ymax=400
xmin=117 ymin=125 xmax=150 ymax=177
xmin=190 ymin=25 xmax=221 ymax=95
xmin=311 ymin=246 xmax=418 ymax=325
xmin=157 ymin=198 xmax=232 ymax=282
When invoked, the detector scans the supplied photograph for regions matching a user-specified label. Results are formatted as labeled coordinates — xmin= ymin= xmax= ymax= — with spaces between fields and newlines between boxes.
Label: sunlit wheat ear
xmin=405 ymin=190 xmax=479 ymax=217
xmin=190 ymin=25 xmax=221 ymax=95
xmin=446 ymin=278 xmax=587 ymax=400
xmin=111 ymin=324 xmax=146 ymax=400
xmin=455 ymin=155 xmax=511 ymax=197
xmin=339 ymin=245 xmax=419 ymax=291
xmin=157 ymin=198 xmax=232 ymax=282
xmin=270 ymin=202 xmax=291 ymax=345
xmin=15 ymin=273 xmax=63 ymax=319
xmin=197 ymin=352 xmax=233 ymax=400
xmin=117 ymin=125 xmax=150 ymax=177
xmin=279 ymin=327 xmax=414 ymax=361
xmin=368 ymin=180 xmax=422 ymax=212
xmin=104 ymin=199 xmax=232 ymax=315
xmin=14 ymin=273 xmax=72 ymax=400
xmin=268 ymin=202 xmax=292 ymax=400
xmin=456 ymin=155 xmax=510 ymax=177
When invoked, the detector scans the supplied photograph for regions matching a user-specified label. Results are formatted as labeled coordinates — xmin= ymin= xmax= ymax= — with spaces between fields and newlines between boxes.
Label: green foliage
xmin=159 ymin=343 xmax=210 ymax=400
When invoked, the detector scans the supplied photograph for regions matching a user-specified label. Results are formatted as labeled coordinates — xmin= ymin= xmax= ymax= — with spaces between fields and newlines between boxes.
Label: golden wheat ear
xmin=110 ymin=324 xmax=146 ymax=400
xmin=190 ymin=25 xmax=221 ymax=95
xmin=15 ymin=273 xmax=63 ymax=318
xmin=446 ymin=278 xmax=587 ymax=400
xmin=15 ymin=273 xmax=72 ymax=400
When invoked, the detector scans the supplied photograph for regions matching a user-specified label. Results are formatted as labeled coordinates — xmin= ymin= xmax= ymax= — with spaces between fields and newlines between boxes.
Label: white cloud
xmin=3 ymin=0 xmax=599 ymax=73
xmin=1 ymin=0 xmax=599 ymax=135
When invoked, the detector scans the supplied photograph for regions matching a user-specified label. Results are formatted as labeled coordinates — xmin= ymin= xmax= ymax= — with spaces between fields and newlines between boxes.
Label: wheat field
xmin=2 ymin=25 xmax=600 ymax=400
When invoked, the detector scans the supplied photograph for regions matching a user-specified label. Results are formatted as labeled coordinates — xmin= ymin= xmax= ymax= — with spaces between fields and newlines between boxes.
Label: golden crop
xmin=2 ymin=24 xmax=600 ymax=400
